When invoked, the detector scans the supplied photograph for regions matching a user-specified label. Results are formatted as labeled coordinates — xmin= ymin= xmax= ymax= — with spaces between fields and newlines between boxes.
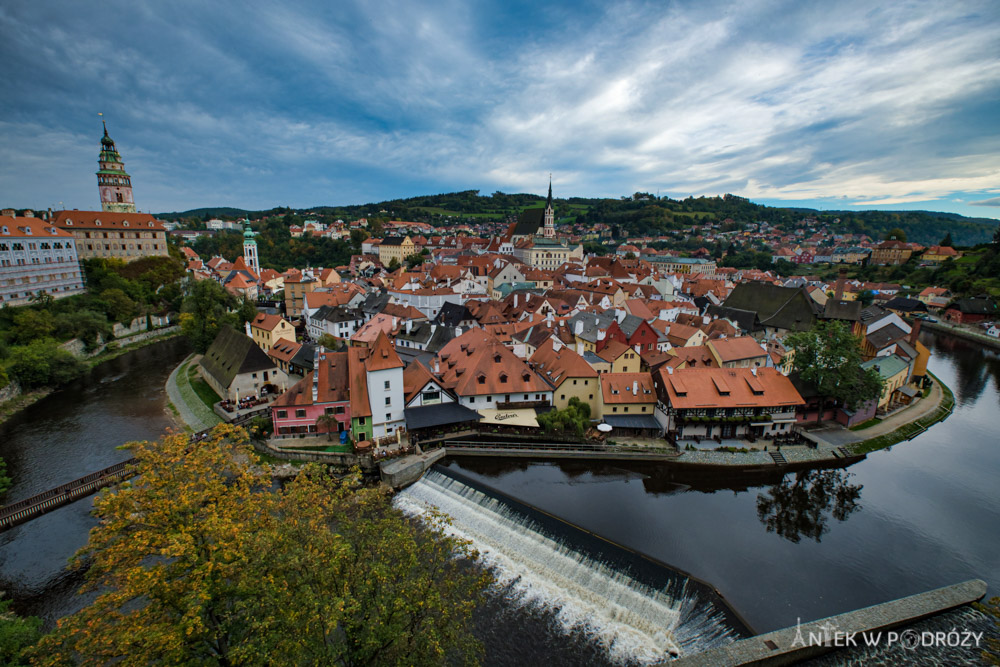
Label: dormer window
xmin=500 ymin=373 xmax=508 ymax=383
xmin=494 ymin=354 xmax=502 ymax=364
xmin=123 ymin=221 xmax=129 ymax=227
xmin=95 ymin=220 xmax=102 ymax=226
xmin=522 ymin=373 xmax=530 ymax=382
xmin=65 ymin=220 xmax=73 ymax=225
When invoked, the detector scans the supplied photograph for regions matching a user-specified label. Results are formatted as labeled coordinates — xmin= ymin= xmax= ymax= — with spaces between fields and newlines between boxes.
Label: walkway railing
xmin=0 ymin=459 xmax=139 ymax=532
xmin=442 ymin=440 xmax=678 ymax=457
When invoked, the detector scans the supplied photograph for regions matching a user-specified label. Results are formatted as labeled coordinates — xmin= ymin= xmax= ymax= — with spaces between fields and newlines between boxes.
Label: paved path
xmin=165 ymin=354 xmax=223 ymax=432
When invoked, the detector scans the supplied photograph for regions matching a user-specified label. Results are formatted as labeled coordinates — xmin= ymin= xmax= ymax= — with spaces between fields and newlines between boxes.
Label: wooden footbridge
xmin=0 ymin=458 xmax=139 ymax=532
xmin=0 ymin=428 xmax=215 ymax=533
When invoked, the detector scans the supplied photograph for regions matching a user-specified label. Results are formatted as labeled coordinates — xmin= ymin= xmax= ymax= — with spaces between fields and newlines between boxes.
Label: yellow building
xmin=529 ymin=340 xmax=600 ymax=415
xmin=377 ymin=236 xmax=415 ymax=266
xmin=862 ymin=354 xmax=910 ymax=410
xmin=249 ymin=312 xmax=296 ymax=352
xmin=597 ymin=372 xmax=657 ymax=420
xmin=593 ymin=340 xmax=640 ymax=374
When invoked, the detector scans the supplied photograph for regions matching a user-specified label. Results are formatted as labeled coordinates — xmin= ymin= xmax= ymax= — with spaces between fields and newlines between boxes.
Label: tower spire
xmin=546 ymin=173 xmax=553 ymax=209
xmin=96 ymin=120 xmax=136 ymax=213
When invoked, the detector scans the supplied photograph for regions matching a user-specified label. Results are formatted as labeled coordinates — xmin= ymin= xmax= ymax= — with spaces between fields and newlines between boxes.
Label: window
xmin=561 ymin=394 xmax=565 ymax=400
xmin=335 ymin=406 xmax=345 ymax=414
xmin=358 ymin=417 xmax=366 ymax=425
xmin=385 ymin=397 xmax=391 ymax=406
xmin=573 ymin=379 xmax=577 ymax=385
xmin=613 ymin=407 xmax=618 ymax=412
xmin=295 ymin=409 xmax=306 ymax=418
xmin=384 ymin=380 xmax=391 ymax=390
xmin=277 ymin=410 xmax=287 ymax=419
xmin=325 ymin=407 xmax=335 ymax=415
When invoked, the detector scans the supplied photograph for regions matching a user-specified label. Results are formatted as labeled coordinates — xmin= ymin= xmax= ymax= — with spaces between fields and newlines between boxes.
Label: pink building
xmin=270 ymin=351 xmax=351 ymax=438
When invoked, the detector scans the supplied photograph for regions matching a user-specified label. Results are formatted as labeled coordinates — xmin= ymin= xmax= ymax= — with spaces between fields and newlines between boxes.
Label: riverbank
xmin=0 ymin=328 xmax=183 ymax=427
xmin=922 ymin=319 xmax=1000 ymax=350
xmin=164 ymin=354 xmax=223 ymax=432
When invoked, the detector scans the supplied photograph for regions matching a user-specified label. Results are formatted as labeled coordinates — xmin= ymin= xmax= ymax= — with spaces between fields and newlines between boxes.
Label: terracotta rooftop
xmin=657 ymin=367 xmax=804 ymax=410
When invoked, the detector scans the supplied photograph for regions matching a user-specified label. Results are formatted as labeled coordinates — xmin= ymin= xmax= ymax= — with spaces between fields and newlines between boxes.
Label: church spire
xmin=543 ymin=175 xmax=555 ymax=239
xmin=546 ymin=174 xmax=553 ymax=209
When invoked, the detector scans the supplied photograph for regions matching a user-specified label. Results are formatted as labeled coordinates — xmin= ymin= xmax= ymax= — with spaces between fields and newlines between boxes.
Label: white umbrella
xmin=597 ymin=423 xmax=612 ymax=433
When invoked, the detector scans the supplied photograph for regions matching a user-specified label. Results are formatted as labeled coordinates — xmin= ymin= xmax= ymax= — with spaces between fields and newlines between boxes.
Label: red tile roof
xmin=601 ymin=373 xmax=656 ymax=404
xmin=435 ymin=329 xmax=550 ymax=397
xmin=53 ymin=210 xmax=165 ymax=231
xmin=657 ymin=367 xmax=804 ymax=409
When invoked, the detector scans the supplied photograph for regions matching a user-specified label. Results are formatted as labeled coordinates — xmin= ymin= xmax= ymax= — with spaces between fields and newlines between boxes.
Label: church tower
xmin=543 ymin=176 xmax=555 ymax=238
xmin=243 ymin=219 xmax=260 ymax=275
xmin=96 ymin=121 xmax=136 ymax=213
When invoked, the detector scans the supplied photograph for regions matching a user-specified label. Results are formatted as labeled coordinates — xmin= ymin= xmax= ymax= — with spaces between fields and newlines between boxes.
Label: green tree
xmin=404 ymin=252 xmax=424 ymax=270
xmin=349 ymin=229 xmax=368 ymax=249
xmin=885 ymin=227 xmax=907 ymax=242
xmin=939 ymin=232 xmax=953 ymax=247
xmin=538 ymin=397 xmax=591 ymax=436
xmin=315 ymin=413 xmax=340 ymax=441
xmin=10 ymin=309 xmax=54 ymax=345
xmin=856 ymin=289 xmax=875 ymax=307
xmin=387 ymin=257 xmax=400 ymax=271
xmin=0 ymin=595 xmax=43 ymax=666
xmin=4 ymin=340 xmax=87 ymax=390
xmin=235 ymin=296 xmax=258 ymax=326
xmin=30 ymin=424 xmax=489 ymax=666
xmin=99 ymin=288 xmax=137 ymax=323
xmin=180 ymin=279 xmax=236 ymax=353
xmin=785 ymin=320 xmax=883 ymax=423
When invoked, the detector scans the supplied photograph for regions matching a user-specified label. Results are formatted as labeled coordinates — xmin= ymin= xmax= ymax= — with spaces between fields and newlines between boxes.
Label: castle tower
xmin=96 ymin=121 xmax=136 ymax=213
xmin=543 ymin=175 xmax=555 ymax=238
xmin=243 ymin=219 xmax=260 ymax=275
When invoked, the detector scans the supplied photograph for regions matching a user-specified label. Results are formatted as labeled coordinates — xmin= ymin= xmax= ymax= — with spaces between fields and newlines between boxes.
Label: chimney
xmin=434 ymin=359 xmax=441 ymax=374
xmin=632 ymin=380 xmax=638 ymax=395
xmin=575 ymin=320 xmax=583 ymax=335
xmin=245 ymin=321 xmax=252 ymax=337
xmin=751 ymin=367 xmax=757 ymax=376
xmin=666 ymin=365 xmax=673 ymax=375
xmin=24 ymin=210 xmax=34 ymax=218
xmin=909 ymin=318 xmax=922 ymax=344
xmin=577 ymin=341 xmax=584 ymax=355
xmin=514 ymin=294 xmax=518 ymax=308
xmin=597 ymin=329 xmax=606 ymax=341
xmin=455 ymin=326 xmax=462 ymax=337
xmin=406 ymin=320 xmax=412 ymax=333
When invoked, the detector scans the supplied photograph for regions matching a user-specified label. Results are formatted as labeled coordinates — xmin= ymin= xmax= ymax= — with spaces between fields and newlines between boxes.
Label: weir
xmin=395 ymin=466 xmax=749 ymax=664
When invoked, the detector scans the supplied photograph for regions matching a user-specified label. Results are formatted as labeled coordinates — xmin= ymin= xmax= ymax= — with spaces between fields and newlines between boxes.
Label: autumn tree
xmin=785 ymin=320 xmax=883 ymax=423
xmin=31 ymin=424 xmax=490 ymax=666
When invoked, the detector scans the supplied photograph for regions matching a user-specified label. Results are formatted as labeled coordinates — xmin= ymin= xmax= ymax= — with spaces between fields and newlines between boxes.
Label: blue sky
xmin=1 ymin=0 xmax=999 ymax=219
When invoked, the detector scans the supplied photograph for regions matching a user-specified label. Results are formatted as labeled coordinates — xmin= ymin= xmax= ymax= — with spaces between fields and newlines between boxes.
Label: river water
xmin=0 ymin=332 xmax=997 ymax=662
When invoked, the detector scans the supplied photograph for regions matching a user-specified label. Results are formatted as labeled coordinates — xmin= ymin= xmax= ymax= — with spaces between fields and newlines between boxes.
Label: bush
xmin=4 ymin=340 xmax=87 ymax=390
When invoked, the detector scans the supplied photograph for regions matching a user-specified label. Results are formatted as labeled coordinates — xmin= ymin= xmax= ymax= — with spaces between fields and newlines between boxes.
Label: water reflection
xmin=920 ymin=332 xmax=1000 ymax=408
xmin=755 ymin=469 xmax=863 ymax=544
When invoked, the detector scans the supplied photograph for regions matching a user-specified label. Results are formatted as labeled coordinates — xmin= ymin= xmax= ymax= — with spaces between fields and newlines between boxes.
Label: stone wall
xmin=0 ymin=380 xmax=20 ymax=404
xmin=58 ymin=326 xmax=179 ymax=360
xmin=113 ymin=316 xmax=149 ymax=338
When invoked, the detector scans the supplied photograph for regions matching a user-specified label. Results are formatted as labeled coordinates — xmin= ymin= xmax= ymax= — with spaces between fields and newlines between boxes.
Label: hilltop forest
xmin=160 ymin=191 xmax=999 ymax=247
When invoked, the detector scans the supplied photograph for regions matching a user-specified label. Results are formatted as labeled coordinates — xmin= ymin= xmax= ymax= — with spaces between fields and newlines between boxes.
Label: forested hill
xmin=157 ymin=191 xmax=1000 ymax=246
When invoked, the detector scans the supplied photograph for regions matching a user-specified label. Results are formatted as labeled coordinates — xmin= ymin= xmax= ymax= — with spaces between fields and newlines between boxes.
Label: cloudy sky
xmin=1 ymin=0 xmax=999 ymax=218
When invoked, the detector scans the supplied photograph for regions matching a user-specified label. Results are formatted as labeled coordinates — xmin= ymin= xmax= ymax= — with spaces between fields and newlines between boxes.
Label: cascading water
xmin=394 ymin=468 xmax=741 ymax=664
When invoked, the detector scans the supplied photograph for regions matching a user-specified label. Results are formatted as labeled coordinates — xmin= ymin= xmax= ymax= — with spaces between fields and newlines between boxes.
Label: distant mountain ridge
xmin=154 ymin=192 xmax=999 ymax=246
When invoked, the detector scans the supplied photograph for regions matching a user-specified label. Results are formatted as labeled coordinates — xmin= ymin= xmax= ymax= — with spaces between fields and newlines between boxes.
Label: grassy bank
xmin=847 ymin=372 xmax=955 ymax=456
xmin=84 ymin=328 xmax=182 ymax=370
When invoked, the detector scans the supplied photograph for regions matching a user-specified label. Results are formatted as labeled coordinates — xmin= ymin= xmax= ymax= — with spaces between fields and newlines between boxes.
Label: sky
xmin=1 ymin=0 xmax=999 ymax=219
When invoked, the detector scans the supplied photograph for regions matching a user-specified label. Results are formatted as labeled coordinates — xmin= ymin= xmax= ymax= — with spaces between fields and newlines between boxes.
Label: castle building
xmin=0 ymin=212 xmax=85 ymax=305
xmin=96 ymin=122 xmax=136 ymax=213
xmin=52 ymin=123 xmax=168 ymax=260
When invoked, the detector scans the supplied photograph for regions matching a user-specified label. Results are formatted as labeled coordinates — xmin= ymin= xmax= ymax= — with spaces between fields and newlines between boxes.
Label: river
xmin=0 ymin=332 xmax=997 ymax=662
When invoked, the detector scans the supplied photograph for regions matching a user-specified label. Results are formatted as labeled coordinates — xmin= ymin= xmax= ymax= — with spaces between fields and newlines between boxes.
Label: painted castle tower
xmin=96 ymin=121 xmax=136 ymax=213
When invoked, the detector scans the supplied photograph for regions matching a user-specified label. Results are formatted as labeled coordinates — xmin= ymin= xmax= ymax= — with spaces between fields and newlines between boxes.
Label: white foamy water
xmin=394 ymin=469 xmax=738 ymax=664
